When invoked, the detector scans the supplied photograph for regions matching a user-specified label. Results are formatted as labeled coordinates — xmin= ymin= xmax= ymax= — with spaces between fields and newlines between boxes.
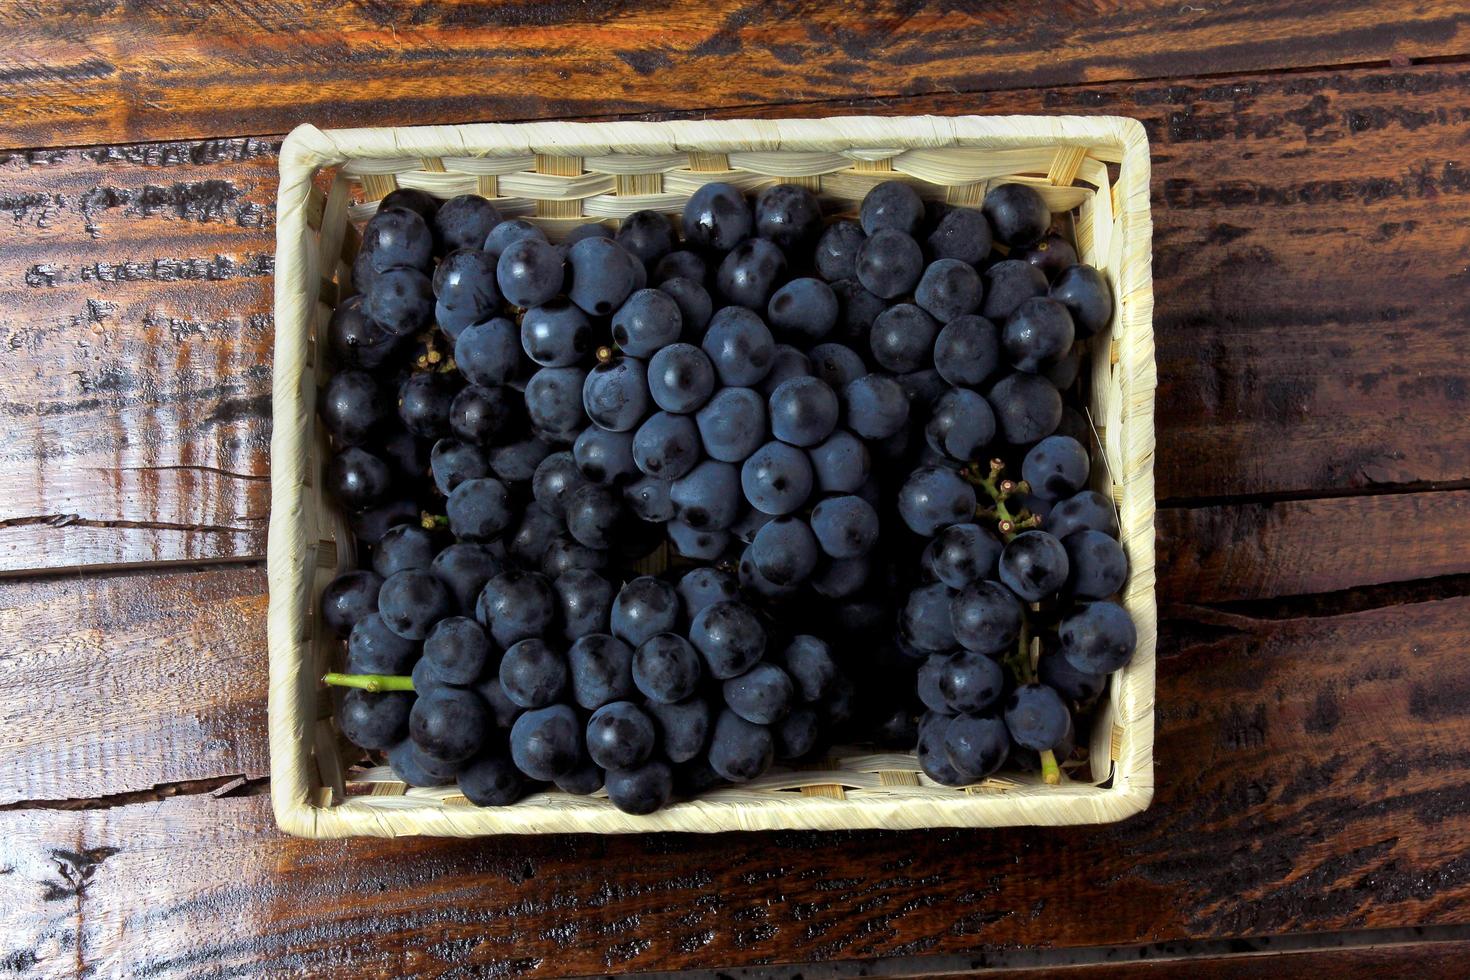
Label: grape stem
xmin=1008 ymin=616 xmax=1063 ymax=785
xmin=322 ymin=672 xmax=416 ymax=693
xmin=964 ymin=459 xmax=1039 ymax=541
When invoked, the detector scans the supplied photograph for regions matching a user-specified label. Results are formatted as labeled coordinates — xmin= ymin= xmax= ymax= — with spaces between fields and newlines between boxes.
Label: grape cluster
xmin=318 ymin=175 xmax=1134 ymax=811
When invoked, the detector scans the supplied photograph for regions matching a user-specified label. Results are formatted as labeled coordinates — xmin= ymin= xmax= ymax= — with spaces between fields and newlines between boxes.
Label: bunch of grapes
xmin=316 ymin=173 xmax=1134 ymax=813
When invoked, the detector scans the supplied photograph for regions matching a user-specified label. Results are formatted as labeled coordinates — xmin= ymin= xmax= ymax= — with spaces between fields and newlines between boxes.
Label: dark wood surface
xmin=2 ymin=3 xmax=1468 ymax=976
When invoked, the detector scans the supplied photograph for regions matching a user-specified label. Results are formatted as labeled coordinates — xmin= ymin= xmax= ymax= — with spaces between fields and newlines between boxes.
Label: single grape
xmin=320 ymin=370 xmax=384 ymax=447
xmin=708 ymin=708 xmax=774 ymax=782
xmin=916 ymin=655 xmax=950 ymax=713
xmin=623 ymin=474 xmax=676 ymax=523
xmin=423 ymin=616 xmax=493 ymax=686
xmin=567 ymin=632 xmax=636 ymax=709
xmin=379 ymin=569 xmax=453 ymax=640
xmin=430 ymin=542 xmax=505 ymax=615
xmin=988 ymin=372 xmax=1063 ymax=445
xmin=328 ymin=296 xmax=400 ymax=370
xmin=749 ymin=515 xmax=820 ymax=586
xmin=648 ymin=342 xmax=716 ymax=414
xmin=690 ymin=601 xmax=766 ymax=679
xmin=499 ymin=638 xmax=568 ymax=709
xmin=806 ymin=429 xmax=869 ymax=495
xmin=647 ymin=696 xmax=712 ymax=764
xmin=842 ymin=375 xmax=910 ymax=442
xmin=943 ymin=713 xmax=1009 ymax=782
xmin=346 ymin=613 xmax=417 ymax=675
xmin=455 ymin=317 xmax=522 ymax=388
xmin=553 ymin=568 xmax=615 ymax=641
xmin=829 ymin=278 xmax=886 ymax=348
xmin=450 ymin=384 xmax=519 ymax=446
xmin=473 ymin=675 xmax=521 ymax=730
xmin=531 ymin=451 xmax=587 ymax=518
xmin=1059 ymin=600 xmax=1136 ymax=674
xmin=409 ymin=687 xmax=489 ymax=763
xmin=1051 ymin=264 xmax=1113 ymax=338
xmin=926 ymin=525 xmax=999 ymax=591
xmin=914 ymin=258 xmax=982 ymax=323
xmin=856 ymin=228 xmax=924 ymax=299
xmin=779 ymin=635 xmax=837 ymax=702
xmin=755 ymin=183 xmax=823 ymax=252
xmin=363 ymin=206 xmax=433 ymax=274
xmin=521 ymin=298 xmax=592 ymax=368
xmin=508 ymin=505 xmax=561 ymax=568
xmin=1003 ymin=683 xmax=1071 ymax=751
xmin=901 ymin=582 xmax=959 ymax=654
xmin=1004 ymin=297 xmax=1076 ymax=374
xmin=767 ymin=277 xmax=837 ymax=347
xmin=509 ymin=704 xmax=582 ymax=780
xmin=741 ymin=441 xmax=814 ymax=515
xmin=459 ymin=750 xmax=526 ymax=806
xmin=586 ymin=701 xmax=656 ymax=770
xmin=630 ymin=633 xmax=701 ymax=704
xmin=998 ymin=530 xmax=1070 ymax=602
xmin=1039 ymin=651 xmax=1107 ymax=702
xmin=476 ymin=569 xmax=556 ymax=647
xmin=615 ymin=209 xmax=676 ymax=270
xmin=572 ymin=426 xmax=638 ymax=485
xmin=1043 ymin=343 xmax=1083 ymax=391
xmin=398 ymin=372 xmax=456 ymax=439
xmin=670 ymin=459 xmax=742 ymax=530
xmin=981 ymin=259 xmax=1049 ymax=322
xmin=430 ymin=439 xmax=488 ymax=495
xmin=925 ymin=388 xmax=996 ymax=461
xmin=810 ymin=494 xmax=879 ymax=559
xmin=804 ymin=343 xmax=863 ymax=392
xmin=566 ymin=236 xmax=639 ymax=316
xmin=555 ymin=759 xmax=605 ymax=796
xmin=658 ymin=276 xmax=714 ymax=338
xmin=1023 ymin=434 xmax=1090 ymax=500
xmin=563 ymin=222 xmax=614 ymax=248
xmin=738 ymin=548 xmax=801 ymax=600
xmin=582 ymin=355 xmax=650 ymax=433
xmin=364 ymin=267 xmax=434 ymax=337
xmin=897 ymin=466 xmax=977 ymax=536
xmin=338 ymin=688 xmax=413 ymax=751
xmin=445 ymin=476 xmax=513 ymax=542
xmin=328 ymin=446 xmax=391 ymax=509
xmin=483 ymin=218 xmax=547 ymax=261
xmin=433 ymin=248 xmax=501 ymax=338
xmin=372 ymin=523 xmax=436 ymax=578
xmin=870 ymin=303 xmax=940 ymax=374
xmin=774 ymin=707 xmax=821 ymax=760
xmin=431 ymin=194 xmax=499 ymax=254
xmin=672 ymin=569 xmax=735 ymax=621
xmin=723 ymin=662 xmax=794 ymax=725
xmin=1046 ymin=490 xmax=1120 ymax=540
xmin=926 ymin=206 xmax=992 ymax=266
xmin=815 ymin=220 xmax=866 ymax=281
xmin=611 ymin=576 xmax=680 ymax=648
xmin=695 ymin=386 xmax=767 ymax=463
xmin=1018 ymin=232 xmax=1079 ymax=281
xmin=524 ymin=366 xmax=588 ymax=443
xmin=916 ymin=712 xmax=969 ymax=786
xmin=632 ymin=411 xmax=701 ymax=480
xmin=381 ymin=187 xmax=441 ymax=227
xmin=612 ymin=288 xmax=683 ymax=357
xmin=605 ymin=759 xmax=674 ymax=814
xmin=388 ymin=739 xmax=463 ymax=787
xmin=682 ymin=181 xmax=752 ymax=252
xmin=937 ymin=651 xmax=1005 ymax=714
xmin=982 ymin=182 xmax=1051 ymax=249
xmin=565 ymin=483 xmax=622 ymax=550
xmin=702 ymin=307 xmax=776 ymax=387
xmin=860 ymin=180 xmax=924 ymax=236
xmin=652 ymin=249 xmax=707 ymax=285
xmin=768 ymin=375 xmax=840 ymax=448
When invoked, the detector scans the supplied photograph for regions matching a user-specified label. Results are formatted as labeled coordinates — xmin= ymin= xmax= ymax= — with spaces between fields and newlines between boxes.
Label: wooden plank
xmin=1157 ymin=490 xmax=1470 ymax=604
xmin=2 ymin=592 xmax=1467 ymax=976
xmin=944 ymin=939 xmax=1470 ymax=978
xmin=0 ymin=565 xmax=269 ymax=806
xmin=0 ymin=140 xmax=276 ymax=572
xmin=6 ymin=63 xmax=1470 ymax=569
xmin=2 ymin=1 xmax=1468 ymax=147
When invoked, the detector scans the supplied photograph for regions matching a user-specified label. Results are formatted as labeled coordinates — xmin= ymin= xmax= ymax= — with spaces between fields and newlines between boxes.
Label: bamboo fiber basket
xmin=269 ymin=115 xmax=1156 ymax=838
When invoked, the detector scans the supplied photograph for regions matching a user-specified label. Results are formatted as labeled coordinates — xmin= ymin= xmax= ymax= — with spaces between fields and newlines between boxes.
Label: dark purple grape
xmin=998 ymin=530 xmax=1069 ymax=602
xmin=755 ymin=183 xmax=822 ymax=252
xmin=445 ymin=476 xmax=513 ymax=541
xmin=829 ymin=278 xmax=885 ymax=347
xmin=808 ymin=429 xmax=870 ymax=494
xmin=573 ymin=426 xmax=638 ymax=485
xmin=937 ymin=651 xmax=1004 ymax=714
xmin=430 ymin=439 xmax=488 ymax=495
xmin=633 ymin=633 xmax=703 ymax=704
xmin=943 ymin=713 xmax=1009 ymax=782
xmin=433 ymin=248 xmax=501 ymax=338
xmin=915 ymin=258 xmax=982 ymax=323
xmin=379 ymin=568 xmax=453 ymax=640
xmin=553 ymin=568 xmax=614 ymax=641
xmin=807 ymin=343 xmax=866 ymax=391
xmin=615 ymin=209 xmax=676 ymax=270
xmin=476 ymin=569 xmax=556 ymax=647
xmin=981 ymin=259 xmax=1048 ymax=322
xmin=566 ymin=236 xmax=639 ymax=316
xmin=409 ymin=686 xmax=488 ymax=764
xmin=1023 ymin=435 xmax=1090 ymax=500
xmin=682 ymin=181 xmax=752 ymax=252
xmin=774 ymin=707 xmax=821 ymax=760
xmin=398 ymin=372 xmax=456 ymax=438
xmin=338 ymin=689 xmax=413 ymax=751
xmin=632 ymin=411 xmax=701 ymax=480
xmin=741 ymin=441 xmax=813 ymax=515
xmin=364 ymin=267 xmax=434 ymax=337
xmin=950 ymin=580 xmax=1024 ymax=655
xmin=897 ymin=466 xmax=977 ymax=536
xmin=1039 ymin=652 xmax=1107 ymax=702
xmin=716 ymin=237 xmax=787 ymax=310
xmin=387 ymin=739 xmax=462 ymax=787
xmin=860 ymin=180 xmax=924 ymax=236
xmin=449 ymin=385 xmax=518 ymax=447
xmin=749 ymin=515 xmax=820 ymax=586
xmin=320 ymin=370 xmax=384 ymax=447
xmin=870 ymin=303 xmax=939 ymax=374
xmin=768 ymin=376 xmax=839 ymax=447
xmin=1051 ymin=264 xmax=1113 ymax=339
xmin=423 ymin=616 xmax=493 ymax=686
xmin=815 ymin=221 xmax=866 ymax=281
xmin=842 ymin=374 xmax=909 ymax=440
xmin=474 ymin=676 xmax=523 ymax=730
xmin=695 ymin=387 xmax=767 ymax=463
xmin=855 ymin=229 xmax=923 ymax=299
xmin=646 ymin=696 xmax=712 ymax=763
xmin=730 ymin=507 xmax=777 ymax=545
xmin=1059 ymin=600 xmax=1136 ymax=674
xmin=926 ymin=206 xmax=992 ymax=266
xmin=521 ymin=298 xmax=592 ymax=368
xmin=509 ymin=704 xmax=582 ymax=780
xmin=328 ymin=296 xmax=399 ymax=370
xmin=541 ymin=534 xmax=607 ymax=579
xmin=916 ymin=712 xmax=968 ymax=786
xmin=652 ymin=250 xmax=708 ymax=286
xmin=767 ymin=277 xmax=837 ymax=347
xmin=328 ymin=446 xmax=391 ymax=509
xmin=1003 ymin=683 xmax=1071 ymax=751
xmin=1046 ymin=490 xmax=1120 ymax=540
xmin=925 ymin=388 xmax=996 ymax=461
xmin=1018 ymin=233 xmax=1078 ymax=281
xmin=810 ymin=555 xmax=870 ymax=598
xmin=708 ymin=708 xmax=773 ymax=782
xmin=658 ymin=276 xmax=714 ymax=339
xmin=499 ymin=638 xmax=568 ymax=709
xmin=623 ymin=474 xmax=676 ymax=523
xmin=723 ymin=662 xmax=794 ymax=725
xmin=509 ymin=505 xmax=562 ymax=568
xmin=739 ymin=548 xmax=801 ymax=600
xmin=610 ymin=576 xmax=680 ymax=647
xmin=372 ymin=523 xmax=436 ymax=578
xmin=381 ymin=187 xmax=441 ymax=227
xmin=432 ymin=542 xmax=505 ymax=615
xmin=459 ymin=750 xmax=526 ymax=806
xmin=363 ymin=207 xmax=433 ymax=273
xmin=565 ymin=483 xmax=623 ymax=550
xmin=983 ymin=183 xmax=1051 ymax=249
xmin=531 ymin=451 xmax=587 ymax=519
xmin=901 ymin=582 xmax=958 ymax=654
xmin=581 ymin=354 xmax=650 ymax=433
xmin=648 ymin=342 xmax=715 ymax=414
xmin=690 ymin=601 xmax=766 ymax=679
xmin=567 ymin=632 xmax=636 ymax=710
xmin=554 ymin=759 xmax=605 ymax=796
xmin=483 ymin=218 xmax=547 ymax=260
xmin=670 ymin=459 xmax=742 ymax=531
xmin=605 ymin=758 xmax=673 ymax=814
xmin=525 ymin=366 xmax=587 ymax=443
xmin=347 ymin=613 xmax=417 ymax=674
xmin=989 ymin=372 xmax=1063 ymax=446
xmin=676 ymin=567 xmax=738 ymax=620
xmin=779 ymin=635 xmax=837 ymax=702
xmin=1004 ymin=297 xmax=1075 ymax=374
xmin=810 ymin=494 xmax=879 ymax=559
xmin=432 ymin=194 xmax=500 ymax=254
xmin=758 ymin=344 xmax=811 ymax=399
xmin=613 ymin=288 xmax=683 ymax=357
xmin=454 ymin=317 xmax=522 ymax=388
xmin=586 ymin=700 xmax=656 ymax=770
xmin=1043 ymin=344 xmax=1084 ymax=391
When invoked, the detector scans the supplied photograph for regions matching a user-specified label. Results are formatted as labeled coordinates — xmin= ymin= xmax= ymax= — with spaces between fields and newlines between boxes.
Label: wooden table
xmin=3 ymin=3 xmax=1469 ymax=976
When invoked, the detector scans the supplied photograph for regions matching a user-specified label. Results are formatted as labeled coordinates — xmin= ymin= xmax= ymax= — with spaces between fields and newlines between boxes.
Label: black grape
xmin=613 ymin=288 xmax=684 ymax=357
xmin=855 ymin=229 xmax=923 ymax=299
xmin=897 ymin=466 xmax=977 ymax=536
xmin=646 ymin=696 xmax=712 ymax=764
xmin=605 ymin=759 xmax=674 ymax=814
xmin=566 ymin=236 xmax=639 ymax=316
xmin=936 ymin=651 xmax=1004 ymax=714
xmin=670 ymin=460 xmax=742 ymax=530
xmin=982 ymin=182 xmax=1051 ymax=249
xmin=767 ymin=277 xmax=837 ymax=347
xmin=378 ymin=569 xmax=453 ymax=640
xmin=450 ymin=384 xmax=519 ymax=446
xmin=723 ymin=662 xmax=795 ymax=725
xmin=615 ymin=209 xmax=676 ymax=270
xmin=829 ymin=278 xmax=886 ymax=348
xmin=1003 ymin=683 xmax=1071 ymax=751
xmin=454 ymin=317 xmax=522 ymax=388
xmin=779 ymin=635 xmax=837 ymax=702
xmin=695 ymin=387 xmax=767 ymax=463
xmin=524 ymin=366 xmax=587 ymax=443
xmin=1059 ymin=601 xmax=1137 ymax=674
xmin=928 ymin=523 xmax=1002 ymax=589
xmin=759 ymin=344 xmax=810 ymax=398
xmin=398 ymin=371 xmax=456 ymax=438
xmin=362 ymin=206 xmax=433 ymax=274
xmin=981 ymin=260 xmax=1048 ymax=322
xmin=810 ymin=494 xmax=879 ymax=559
xmin=328 ymin=296 xmax=400 ymax=370
xmin=998 ymin=530 xmax=1069 ymax=602
xmin=431 ymin=542 xmax=505 ymax=615
xmin=430 ymin=439 xmax=488 ymax=495
xmin=499 ymin=638 xmax=569 ymax=709
xmin=409 ymin=687 xmax=489 ymax=763
xmin=749 ymin=515 xmax=820 ymax=586
xmin=652 ymin=250 xmax=708 ymax=285
xmin=1051 ymin=264 xmax=1114 ymax=338
xmin=690 ymin=601 xmax=766 ymax=679
xmin=632 ymin=411 xmax=701 ymax=480
xmin=430 ymin=194 xmax=498 ymax=254
xmin=1003 ymin=297 xmax=1076 ymax=374
xmin=943 ymin=713 xmax=1009 ymax=782
xmin=611 ymin=576 xmax=680 ymax=647
xmin=1039 ymin=651 xmax=1107 ymax=702
xmin=925 ymin=388 xmax=996 ymax=461
xmin=531 ymin=452 xmax=587 ymax=518
xmin=658 ymin=276 xmax=714 ymax=336
xmin=583 ymin=355 xmax=650 ymax=433
xmin=926 ymin=206 xmax=992 ymax=266
xmin=755 ymin=183 xmax=823 ymax=252
xmin=768 ymin=376 xmax=839 ymax=447
xmin=572 ymin=426 xmax=639 ymax=485
xmin=933 ymin=314 xmax=1000 ymax=388
xmin=741 ymin=441 xmax=814 ymax=515
xmin=339 ymin=687 xmax=414 ymax=752
xmin=859 ymin=180 xmax=924 ymax=236
xmin=900 ymin=582 xmax=958 ymax=654
xmin=328 ymin=447 xmax=391 ymax=509
xmin=810 ymin=555 xmax=870 ymax=599
xmin=346 ymin=613 xmax=417 ymax=675
xmin=459 ymin=751 xmax=526 ymax=806
xmin=521 ymin=298 xmax=593 ymax=368
xmin=423 ymin=616 xmax=493 ymax=685
xmin=988 ymin=372 xmax=1063 ymax=445
xmin=553 ymin=568 xmax=615 ymax=641
xmin=841 ymin=374 xmax=910 ymax=441
xmin=648 ymin=342 xmax=716 ymax=414
xmin=364 ymin=267 xmax=434 ymax=337
xmin=476 ymin=569 xmax=556 ymax=646
xmin=914 ymin=258 xmax=982 ymax=323
xmin=381 ymin=187 xmax=442 ymax=227
xmin=433 ymin=248 xmax=501 ymax=338
xmin=623 ymin=474 xmax=676 ymax=523
xmin=1018 ymin=233 xmax=1078 ymax=281
xmin=774 ymin=707 xmax=821 ymax=760
xmin=949 ymin=580 xmax=1024 ymax=656
xmin=509 ymin=704 xmax=582 ymax=781
xmin=484 ymin=218 xmax=547 ymax=260
xmin=567 ymin=633 xmax=636 ymax=710
xmin=565 ymin=484 xmax=622 ymax=550
xmin=815 ymin=220 xmax=866 ymax=281
xmin=701 ymin=306 xmax=776 ymax=387
xmin=916 ymin=712 xmax=969 ymax=786
xmin=1046 ymin=490 xmax=1120 ymax=540
xmin=445 ymin=476 xmax=513 ymax=541
xmin=682 ymin=181 xmax=753 ymax=252
xmin=1023 ymin=435 xmax=1090 ymax=500
xmin=708 ymin=708 xmax=774 ymax=782
xmin=807 ymin=343 xmax=866 ymax=391
xmin=320 ymin=370 xmax=384 ymax=447
xmin=372 ymin=523 xmax=436 ymax=578
xmin=676 ymin=567 xmax=739 ymax=620
xmin=586 ymin=701 xmax=656 ymax=770
xmin=388 ymin=739 xmax=463 ymax=787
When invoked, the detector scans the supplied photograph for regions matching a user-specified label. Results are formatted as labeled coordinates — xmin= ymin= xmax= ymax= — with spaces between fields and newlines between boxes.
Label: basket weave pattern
xmin=269 ymin=116 xmax=1156 ymax=837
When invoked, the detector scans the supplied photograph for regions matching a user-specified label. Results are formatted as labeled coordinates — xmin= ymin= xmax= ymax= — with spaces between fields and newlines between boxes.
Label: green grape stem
xmin=322 ymin=672 xmax=416 ymax=693
xmin=964 ymin=459 xmax=1039 ymax=541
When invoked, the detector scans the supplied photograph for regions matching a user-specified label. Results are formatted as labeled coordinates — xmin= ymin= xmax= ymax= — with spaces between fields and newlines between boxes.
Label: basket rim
xmin=268 ymin=112 xmax=1156 ymax=838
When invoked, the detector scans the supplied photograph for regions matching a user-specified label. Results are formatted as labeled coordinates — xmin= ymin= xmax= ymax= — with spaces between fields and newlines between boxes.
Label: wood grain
xmin=2 ymin=1 xmax=1467 ymax=148
xmin=0 ymin=565 xmax=269 ymax=806
xmin=0 ymin=140 xmax=276 ymax=572
xmin=2 ymin=590 xmax=1467 ymax=976
xmin=1157 ymin=491 xmax=1470 ymax=604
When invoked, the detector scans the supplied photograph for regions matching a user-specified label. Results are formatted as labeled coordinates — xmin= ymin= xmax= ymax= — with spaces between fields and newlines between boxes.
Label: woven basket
xmin=268 ymin=115 xmax=1156 ymax=838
